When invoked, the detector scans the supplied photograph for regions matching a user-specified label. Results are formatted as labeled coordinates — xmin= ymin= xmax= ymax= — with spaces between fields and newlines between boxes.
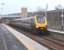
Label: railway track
xmin=10 ymin=24 xmax=64 ymax=50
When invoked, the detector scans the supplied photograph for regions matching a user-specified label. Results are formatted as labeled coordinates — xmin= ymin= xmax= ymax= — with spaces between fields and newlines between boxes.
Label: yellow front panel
xmin=36 ymin=23 xmax=46 ymax=28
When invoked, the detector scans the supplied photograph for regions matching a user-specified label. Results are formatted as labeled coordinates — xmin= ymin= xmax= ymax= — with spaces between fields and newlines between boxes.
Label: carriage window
xmin=37 ymin=16 xmax=45 ymax=23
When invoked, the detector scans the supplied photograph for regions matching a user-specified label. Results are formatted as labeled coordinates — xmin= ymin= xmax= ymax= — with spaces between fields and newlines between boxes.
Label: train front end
xmin=34 ymin=15 xmax=48 ymax=34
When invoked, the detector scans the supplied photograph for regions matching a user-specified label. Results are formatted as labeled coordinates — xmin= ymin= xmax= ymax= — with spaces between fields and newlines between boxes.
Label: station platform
xmin=0 ymin=24 xmax=49 ymax=50
xmin=48 ymin=28 xmax=64 ymax=34
xmin=0 ymin=24 xmax=27 ymax=50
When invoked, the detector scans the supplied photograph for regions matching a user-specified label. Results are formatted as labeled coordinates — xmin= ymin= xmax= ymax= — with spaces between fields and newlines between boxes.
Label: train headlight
xmin=36 ymin=25 xmax=39 ymax=28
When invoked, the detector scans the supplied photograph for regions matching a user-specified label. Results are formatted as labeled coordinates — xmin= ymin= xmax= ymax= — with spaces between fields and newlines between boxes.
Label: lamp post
xmin=61 ymin=7 xmax=64 ymax=30
xmin=0 ymin=2 xmax=5 ymax=23
xmin=1 ymin=2 xmax=5 ymax=16
xmin=45 ymin=4 xmax=48 ymax=17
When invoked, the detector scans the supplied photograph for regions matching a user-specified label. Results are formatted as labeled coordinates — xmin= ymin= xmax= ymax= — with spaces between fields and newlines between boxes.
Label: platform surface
xmin=0 ymin=24 xmax=27 ymax=50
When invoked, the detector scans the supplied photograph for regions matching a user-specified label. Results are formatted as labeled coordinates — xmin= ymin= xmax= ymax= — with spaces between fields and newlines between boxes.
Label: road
xmin=0 ymin=24 xmax=27 ymax=50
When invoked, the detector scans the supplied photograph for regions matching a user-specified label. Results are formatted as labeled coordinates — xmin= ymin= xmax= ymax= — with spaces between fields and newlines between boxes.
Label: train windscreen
xmin=37 ymin=16 xmax=45 ymax=23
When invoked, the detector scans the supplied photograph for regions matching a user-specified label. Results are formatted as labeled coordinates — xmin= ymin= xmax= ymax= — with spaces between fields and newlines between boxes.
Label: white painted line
xmin=48 ymin=28 xmax=64 ymax=34
xmin=3 ymin=24 xmax=49 ymax=50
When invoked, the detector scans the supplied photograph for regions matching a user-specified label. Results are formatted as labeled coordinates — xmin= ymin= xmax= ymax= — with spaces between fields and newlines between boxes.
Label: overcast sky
xmin=0 ymin=0 xmax=64 ymax=15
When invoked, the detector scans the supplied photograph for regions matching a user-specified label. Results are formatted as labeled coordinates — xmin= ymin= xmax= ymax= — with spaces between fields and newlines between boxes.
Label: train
xmin=32 ymin=15 xmax=48 ymax=34
xmin=10 ymin=15 xmax=48 ymax=34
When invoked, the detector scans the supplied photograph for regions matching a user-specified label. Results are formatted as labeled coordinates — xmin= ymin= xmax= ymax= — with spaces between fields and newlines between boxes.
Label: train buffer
xmin=0 ymin=23 xmax=49 ymax=50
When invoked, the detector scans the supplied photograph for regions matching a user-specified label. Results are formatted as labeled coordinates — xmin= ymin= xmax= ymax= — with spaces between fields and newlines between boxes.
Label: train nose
xmin=36 ymin=23 xmax=46 ymax=28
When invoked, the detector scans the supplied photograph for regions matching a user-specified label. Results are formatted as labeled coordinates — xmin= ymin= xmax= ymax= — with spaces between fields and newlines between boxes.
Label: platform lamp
xmin=1 ymin=2 xmax=5 ymax=17
xmin=61 ymin=6 xmax=64 ymax=30
xmin=45 ymin=4 xmax=48 ymax=17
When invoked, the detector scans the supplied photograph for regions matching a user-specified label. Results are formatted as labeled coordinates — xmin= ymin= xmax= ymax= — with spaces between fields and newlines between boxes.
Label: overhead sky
xmin=0 ymin=0 xmax=64 ymax=15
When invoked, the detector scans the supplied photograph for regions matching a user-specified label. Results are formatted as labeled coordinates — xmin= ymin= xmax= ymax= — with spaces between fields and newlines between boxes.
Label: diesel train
xmin=32 ymin=15 xmax=48 ymax=34
xmin=10 ymin=15 xmax=48 ymax=34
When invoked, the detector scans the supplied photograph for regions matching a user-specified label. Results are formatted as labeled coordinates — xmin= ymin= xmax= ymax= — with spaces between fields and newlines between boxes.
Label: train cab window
xmin=37 ymin=16 xmax=45 ymax=23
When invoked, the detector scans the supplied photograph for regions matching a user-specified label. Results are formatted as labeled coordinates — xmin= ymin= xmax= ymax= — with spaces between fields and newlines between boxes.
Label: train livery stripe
xmin=44 ymin=17 xmax=47 ymax=25
xmin=34 ymin=16 xmax=37 ymax=25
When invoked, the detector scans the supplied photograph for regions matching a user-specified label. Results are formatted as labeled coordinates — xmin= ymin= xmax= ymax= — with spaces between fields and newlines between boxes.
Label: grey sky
xmin=0 ymin=0 xmax=64 ymax=15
